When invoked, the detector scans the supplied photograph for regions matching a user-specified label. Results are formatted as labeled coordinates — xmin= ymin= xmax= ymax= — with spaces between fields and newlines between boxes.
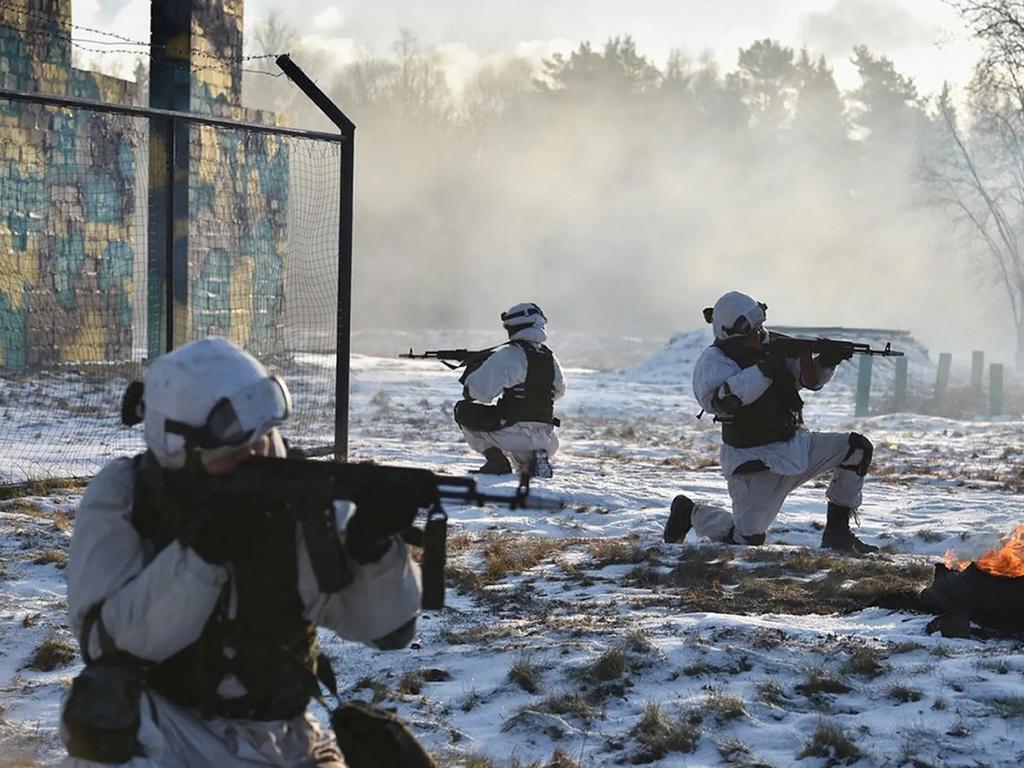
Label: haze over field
xmin=73 ymin=1 xmax=1024 ymax=365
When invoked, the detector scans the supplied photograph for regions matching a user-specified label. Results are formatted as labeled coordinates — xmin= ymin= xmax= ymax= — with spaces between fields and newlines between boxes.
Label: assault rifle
xmin=138 ymin=454 xmax=563 ymax=610
xmin=399 ymin=344 xmax=505 ymax=371
xmin=766 ymin=332 xmax=904 ymax=358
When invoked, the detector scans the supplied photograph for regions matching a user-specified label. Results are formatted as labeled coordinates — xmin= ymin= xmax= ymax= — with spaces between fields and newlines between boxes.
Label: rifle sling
xmin=299 ymin=500 xmax=353 ymax=594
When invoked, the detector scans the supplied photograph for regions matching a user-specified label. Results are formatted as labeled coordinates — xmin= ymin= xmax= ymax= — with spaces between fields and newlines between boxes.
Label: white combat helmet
xmin=707 ymin=291 xmax=767 ymax=341
xmin=501 ymin=302 xmax=547 ymax=341
xmin=142 ymin=337 xmax=291 ymax=469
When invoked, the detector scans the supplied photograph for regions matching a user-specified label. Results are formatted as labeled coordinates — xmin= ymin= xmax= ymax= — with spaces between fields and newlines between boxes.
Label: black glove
xmin=756 ymin=348 xmax=804 ymax=412
xmin=756 ymin=348 xmax=791 ymax=381
xmin=179 ymin=496 xmax=283 ymax=566
xmin=180 ymin=507 xmax=253 ymax=565
xmin=346 ymin=474 xmax=438 ymax=563
xmin=816 ymin=345 xmax=854 ymax=368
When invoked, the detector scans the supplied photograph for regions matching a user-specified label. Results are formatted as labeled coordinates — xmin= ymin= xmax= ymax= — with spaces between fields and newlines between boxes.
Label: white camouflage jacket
xmin=692 ymin=342 xmax=835 ymax=477
xmin=463 ymin=326 xmax=566 ymax=404
xmin=66 ymin=433 xmax=422 ymax=665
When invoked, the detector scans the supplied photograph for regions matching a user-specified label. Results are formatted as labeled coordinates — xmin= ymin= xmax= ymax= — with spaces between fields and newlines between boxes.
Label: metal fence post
xmin=893 ymin=355 xmax=908 ymax=411
xmin=855 ymin=355 xmax=873 ymax=416
xmin=935 ymin=353 xmax=952 ymax=408
xmin=990 ymin=363 xmax=1004 ymax=416
xmin=276 ymin=54 xmax=357 ymax=462
xmin=971 ymin=350 xmax=984 ymax=395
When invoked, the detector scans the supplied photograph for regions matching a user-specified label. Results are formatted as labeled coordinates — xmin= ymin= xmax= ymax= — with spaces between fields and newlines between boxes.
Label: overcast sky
xmin=75 ymin=0 xmax=983 ymax=95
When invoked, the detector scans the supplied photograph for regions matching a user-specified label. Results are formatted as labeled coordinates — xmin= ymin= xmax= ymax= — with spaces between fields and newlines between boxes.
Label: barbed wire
xmin=0 ymin=20 xmax=286 ymax=78
xmin=0 ymin=1 xmax=285 ymax=73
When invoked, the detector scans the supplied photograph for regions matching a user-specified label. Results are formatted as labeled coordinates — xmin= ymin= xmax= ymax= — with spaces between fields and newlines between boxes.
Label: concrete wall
xmin=0 ymin=0 xmax=139 ymax=368
xmin=0 ymin=0 xmax=289 ymax=369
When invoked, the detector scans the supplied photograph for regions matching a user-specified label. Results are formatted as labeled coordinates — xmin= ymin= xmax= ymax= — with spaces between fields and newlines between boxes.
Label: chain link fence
xmin=0 ymin=88 xmax=346 ymax=484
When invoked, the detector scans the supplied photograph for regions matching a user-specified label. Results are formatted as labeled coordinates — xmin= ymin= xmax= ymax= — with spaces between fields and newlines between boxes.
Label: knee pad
xmin=839 ymin=432 xmax=873 ymax=477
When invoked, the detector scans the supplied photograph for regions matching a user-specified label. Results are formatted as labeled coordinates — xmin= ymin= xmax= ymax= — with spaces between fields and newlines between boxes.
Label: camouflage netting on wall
xmin=0 ymin=0 xmax=345 ymax=483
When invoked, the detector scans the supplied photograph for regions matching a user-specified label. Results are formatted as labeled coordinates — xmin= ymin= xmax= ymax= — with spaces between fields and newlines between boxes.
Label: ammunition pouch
xmin=331 ymin=701 xmax=437 ymax=768
xmin=453 ymin=400 xmax=504 ymax=431
xmin=63 ymin=654 xmax=145 ymax=764
xmin=720 ymin=413 xmax=799 ymax=448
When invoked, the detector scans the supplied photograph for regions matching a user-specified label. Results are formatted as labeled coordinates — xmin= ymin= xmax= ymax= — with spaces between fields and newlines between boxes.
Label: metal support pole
xmin=855 ymin=355 xmax=873 ymax=417
xmin=935 ymin=353 xmax=952 ymax=408
xmin=164 ymin=117 xmax=176 ymax=354
xmin=277 ymin=54 xmax=356 ymax=462
xmin=893 ymin=355 xmax=908 ymax=411
xmin=971 ymin=350 xmax=984 ymax=395
xmin=990 ymin=363 xmax=1004 ymax=416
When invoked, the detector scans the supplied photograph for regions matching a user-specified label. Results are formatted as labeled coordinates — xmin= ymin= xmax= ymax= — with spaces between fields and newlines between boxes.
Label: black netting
xmin=0 ymin=94 xmax=343 ymax=484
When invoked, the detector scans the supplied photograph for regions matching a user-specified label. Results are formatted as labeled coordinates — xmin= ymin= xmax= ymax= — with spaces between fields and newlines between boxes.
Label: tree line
xmin=237 ymin=6 xmax=1024 ymax=366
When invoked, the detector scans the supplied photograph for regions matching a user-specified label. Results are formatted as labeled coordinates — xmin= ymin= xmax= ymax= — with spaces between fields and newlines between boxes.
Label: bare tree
xmin=924 ymin=1 xmax=1024 ymax=366
xmin=247 ymin=12 xmax=299 ymax=73
xmin=925 ymin=82 xmax=1024 ymax=366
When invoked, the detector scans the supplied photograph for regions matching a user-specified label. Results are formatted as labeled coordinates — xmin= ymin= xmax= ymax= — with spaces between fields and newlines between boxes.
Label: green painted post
xmin=855 ymin=354 xmax=873 ymax=416
xmin=971 ymin=351 xmax=984 ymax=395
xmin=990 ymin=363 xmax=1004 ymax=416
xmin=935 ymin=353 xmax=952 ymax=407
xmin=894 ymin=356 xmax=908 ymax=411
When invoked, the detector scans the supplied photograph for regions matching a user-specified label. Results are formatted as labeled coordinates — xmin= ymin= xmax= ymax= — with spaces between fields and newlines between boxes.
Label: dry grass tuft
xmin=842 ymin=645 xmax=887 ymax=679
xmin=448 ymin=532 xmax=474 ymax=554
xmin=481 ymin=536 xmax=562 ymax=583
xmin=588 ymin=538 xmax=647 ymax=567
xmin=798 ymin=719 xmax=862 ymax=765
xmin=703 ymin=688 xmax=747 ymax=722
xmin=508 ymin=655 xmax=543 ymax=694
xmin=26 ymin=630 xmax=76 ymax=672
xmin=352 ymin=675 xmax=389 ymax=704
xmin=795 ymin=668 xmax=853 ymax=698
xmin=888 ymin=684 xmax=923 ymax=704
xmin=756 ymin=679 xmax=787 ymax=707
xmin=988 ymin=695 xmax=1024 ymax=718
xmin=583 ymin=647 xmax=628 ymax=683
xmin=32 ymin=549 xmax=68 ymax=569
xmin=629 ymin=702 xmax=700 ymax=762
xmin=537 ymin=690 xmax=601 ymax=723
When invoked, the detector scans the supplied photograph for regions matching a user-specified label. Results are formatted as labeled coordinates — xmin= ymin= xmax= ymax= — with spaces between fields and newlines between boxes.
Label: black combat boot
xmin=473 ymin=448 xmax=513 ymax=475
xmin=821 ymin=502 xmax=879 ymax=554
xmin=663 ymin=495 xmax=694 ymax=543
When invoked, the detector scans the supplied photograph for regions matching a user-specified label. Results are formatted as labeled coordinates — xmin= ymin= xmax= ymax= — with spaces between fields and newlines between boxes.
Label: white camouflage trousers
xmin=61 ymin=688 xmax=343 ymax=768
xmin=692 ymin=431 xmax=868 ymax=542
xmin=461 ymin=422 xmax=559 ymax=473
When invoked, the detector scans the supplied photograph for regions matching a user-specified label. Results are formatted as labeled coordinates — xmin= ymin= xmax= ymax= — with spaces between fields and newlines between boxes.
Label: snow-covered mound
xmin=619 ymin=330 xmax=711 ymax=385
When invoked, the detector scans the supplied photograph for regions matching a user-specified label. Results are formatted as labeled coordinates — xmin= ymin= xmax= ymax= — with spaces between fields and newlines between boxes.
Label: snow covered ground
xmin=3 ymin=331 xmax=1024 ymax=767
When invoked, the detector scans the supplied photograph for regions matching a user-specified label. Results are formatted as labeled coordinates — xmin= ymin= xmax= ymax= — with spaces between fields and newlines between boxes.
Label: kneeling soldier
xmin=664 ymin=291 xmax=879 ymax=554
xmin=454 ymin=303 xmax=565 ymax=477
xmin=61 ymin=337 xmax=422 ymax=767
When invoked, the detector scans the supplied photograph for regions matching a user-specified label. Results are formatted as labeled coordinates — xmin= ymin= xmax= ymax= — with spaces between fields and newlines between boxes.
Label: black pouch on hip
xmin=331 ymin=701 xmax=436 ymax=768
xmin=63 ymin=655 xmax=144 ymax=764
xmin=453 ymin=400 xmax=503 ymax=431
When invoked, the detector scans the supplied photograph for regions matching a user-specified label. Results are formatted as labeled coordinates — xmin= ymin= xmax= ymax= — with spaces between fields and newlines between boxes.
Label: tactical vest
xmin=497 ymin=341 xmax=556 ymax=425
xmin=715 ymin=344 xmax=803 ymax=449
xmin=131 ymin=453 xmax=320 ymax=721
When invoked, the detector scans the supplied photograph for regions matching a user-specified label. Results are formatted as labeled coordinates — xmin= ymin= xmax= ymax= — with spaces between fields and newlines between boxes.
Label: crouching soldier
xmin=61 ymin=337 xmax=422 ymax=767
xmin=663 ymin=291 xmax=879 ymax=554
xmin=454 ymin=303 xmax=565 ymax=477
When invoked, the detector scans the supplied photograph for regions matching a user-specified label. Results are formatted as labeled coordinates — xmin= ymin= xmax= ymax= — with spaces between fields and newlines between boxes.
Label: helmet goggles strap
xmin=164 ymin=375 xmax=291 ymax=451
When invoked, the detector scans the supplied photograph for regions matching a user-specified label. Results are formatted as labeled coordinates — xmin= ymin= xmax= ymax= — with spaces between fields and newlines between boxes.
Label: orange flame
xmin=943 ymin=547 xmax=967 ymax=572
xmin=945 ymin=524 xmax=1024 ymax=577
